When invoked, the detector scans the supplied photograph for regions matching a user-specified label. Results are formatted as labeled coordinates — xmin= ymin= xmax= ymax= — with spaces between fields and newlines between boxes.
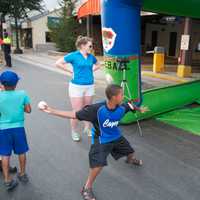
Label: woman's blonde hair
xmin=75 ymin=35 xmax=93 ymax=49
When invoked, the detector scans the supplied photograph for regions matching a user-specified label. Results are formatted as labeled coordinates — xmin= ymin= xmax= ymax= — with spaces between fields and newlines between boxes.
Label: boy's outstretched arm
xmin=40 ymin=105 xmax=76 ymax=119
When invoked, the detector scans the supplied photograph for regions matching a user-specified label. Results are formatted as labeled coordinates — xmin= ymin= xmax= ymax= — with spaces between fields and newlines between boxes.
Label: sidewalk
xmin=11 ymin=51 xmax=200 ymax=90
xmin=11 ymin=51 xmax=107 ymax=86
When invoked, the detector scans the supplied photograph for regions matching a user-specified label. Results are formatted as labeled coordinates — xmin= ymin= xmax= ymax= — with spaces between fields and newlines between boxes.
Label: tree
xmin=48 ymin=0 xmax=84 ymax=52
xmin=0 ymin=0 xmax=10 ymax=38
xmin=1 ymin=0 xmax=44 ymax=53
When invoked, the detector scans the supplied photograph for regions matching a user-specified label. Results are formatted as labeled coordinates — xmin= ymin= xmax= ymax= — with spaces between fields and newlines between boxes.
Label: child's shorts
xmin=89 ymin=136 xmax=135 ymax=168
xmin=0 ymin=127 xmax=29 ymax=156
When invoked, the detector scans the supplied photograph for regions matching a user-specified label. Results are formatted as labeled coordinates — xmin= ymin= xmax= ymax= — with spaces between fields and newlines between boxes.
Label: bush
xmin=49 ymin=16 xmax=80 ymax=52
xmin=48 ymin=0 xmax=85 ymax=52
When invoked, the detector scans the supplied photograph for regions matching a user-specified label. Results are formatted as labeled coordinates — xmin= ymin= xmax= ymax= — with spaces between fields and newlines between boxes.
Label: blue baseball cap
xmin=0 ymin=71 xmax=20 ymax=86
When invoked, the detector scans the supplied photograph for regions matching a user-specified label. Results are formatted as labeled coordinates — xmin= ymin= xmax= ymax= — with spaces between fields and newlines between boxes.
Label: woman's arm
xmin=55 ymin=57 xmax=73 ymax=74
xmin=93 ymin=61 xmax=101 ymax=72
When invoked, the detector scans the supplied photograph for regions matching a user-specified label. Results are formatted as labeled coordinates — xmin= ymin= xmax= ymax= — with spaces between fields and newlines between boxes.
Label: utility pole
xmin=86 ymin=15 xmax=93 ymax=37
xmin=177 ymin=17 xmax=192 ymax=77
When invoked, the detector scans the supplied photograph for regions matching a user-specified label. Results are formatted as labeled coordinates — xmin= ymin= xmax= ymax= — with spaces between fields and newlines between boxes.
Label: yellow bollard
xmin=177 ymin=65 xmax=191 ymax=77
xmin=153 ymin=46 xmax=165 ymax=73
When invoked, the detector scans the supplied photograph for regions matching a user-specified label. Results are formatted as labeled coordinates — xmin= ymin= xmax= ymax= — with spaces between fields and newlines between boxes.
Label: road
xmin=0 ymin=59 xmax=200 ymax=200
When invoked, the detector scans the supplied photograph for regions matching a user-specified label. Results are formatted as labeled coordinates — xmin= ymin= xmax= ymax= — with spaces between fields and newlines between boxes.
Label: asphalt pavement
xmin=0 ymin=59 xmax=200 ymax=200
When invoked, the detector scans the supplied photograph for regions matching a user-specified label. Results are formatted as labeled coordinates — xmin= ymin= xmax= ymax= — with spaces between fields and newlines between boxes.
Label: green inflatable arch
xmin=143 ymin=0 xmax=200 ymax=18
xmin=101 ymin=0 xmax=200 ymax=124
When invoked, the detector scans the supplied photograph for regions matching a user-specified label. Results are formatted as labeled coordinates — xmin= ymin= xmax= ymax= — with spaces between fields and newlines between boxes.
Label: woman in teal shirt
xmin=56 ymin=36 xmax=101 ymax=142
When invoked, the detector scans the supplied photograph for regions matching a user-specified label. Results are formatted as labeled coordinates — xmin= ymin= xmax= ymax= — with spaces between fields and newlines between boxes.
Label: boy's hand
xmin=139 ymin=106 xmax=149 ymax=113
xmin=38 ymin=101 xmax=52 ymax=114
xmin=39 ymin=105 xmax=53 ymax=114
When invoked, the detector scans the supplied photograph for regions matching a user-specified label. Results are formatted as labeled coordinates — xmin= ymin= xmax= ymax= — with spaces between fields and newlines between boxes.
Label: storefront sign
xmin=180 ymin=35 xmax=190 ymax=50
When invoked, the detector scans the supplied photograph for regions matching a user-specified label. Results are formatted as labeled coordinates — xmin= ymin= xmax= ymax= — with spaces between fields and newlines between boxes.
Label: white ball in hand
xmin=38 ymin=101 xmax=47 ymax=109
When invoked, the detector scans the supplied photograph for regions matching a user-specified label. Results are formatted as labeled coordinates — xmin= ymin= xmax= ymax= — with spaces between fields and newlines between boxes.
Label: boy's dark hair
xmin=105 ymin=84 xmax=122 ymax=100
xmin=3 ymin=85 xmax=16 ymax=90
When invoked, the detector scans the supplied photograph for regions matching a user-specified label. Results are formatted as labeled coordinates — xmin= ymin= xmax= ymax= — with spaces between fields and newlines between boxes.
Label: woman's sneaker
xmin=4 ymin=179 xmax=18 ymax=191
xmin=81 ymin=187 xmax=96 ymax=200
xmin=83 ymin=128 xmax=92 ymax=137
xmin=71 ymin=131 xmax=81 ymax=142
xmin=17 ymin=173 xmax=29 ymax=183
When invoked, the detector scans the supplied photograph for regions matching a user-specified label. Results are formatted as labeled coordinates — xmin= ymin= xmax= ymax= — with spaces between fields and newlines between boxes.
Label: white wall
xmin=31 ymin=10 xmax=60 ymax=50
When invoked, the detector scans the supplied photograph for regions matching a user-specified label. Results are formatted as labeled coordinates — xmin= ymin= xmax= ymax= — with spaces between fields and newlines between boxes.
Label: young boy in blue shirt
xmin=40 ymin=84 xmax=148 ymax=200
xmin=0 ymin=85 xmax=17 ymax=174
xmin=0 ymin=71 xmax=31 ymax=191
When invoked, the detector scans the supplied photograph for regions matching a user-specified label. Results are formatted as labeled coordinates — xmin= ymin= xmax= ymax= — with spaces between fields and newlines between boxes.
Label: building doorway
xmin=151 ymin=30 xmax=158 ymax=49
xmin=169 ymin=32 xmax=177 ymax=56
xmin=21 ymin=28 xmax=32 ymax=48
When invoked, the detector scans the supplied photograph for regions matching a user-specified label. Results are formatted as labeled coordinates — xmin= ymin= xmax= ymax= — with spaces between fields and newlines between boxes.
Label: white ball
xmin=38 ymin=101 xmax=47 ymax=109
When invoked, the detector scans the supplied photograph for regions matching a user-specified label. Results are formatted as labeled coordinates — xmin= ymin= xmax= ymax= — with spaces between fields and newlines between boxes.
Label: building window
xmin=45 ymin=32 xmax=52 ymax=42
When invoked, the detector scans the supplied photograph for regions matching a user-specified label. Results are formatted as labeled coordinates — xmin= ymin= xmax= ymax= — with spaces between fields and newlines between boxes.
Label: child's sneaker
xmin=4 ymin=179 xmax=18 ymax=191
xmin=83 ymin=128 xmax=92 ymax=137
xmin=126 ymin=158 xmax=143 ymax=166
xmin=71 ymin=131 xmax=81 ymax=142
xmin=17 ymin=173 xmax=29 ymax=183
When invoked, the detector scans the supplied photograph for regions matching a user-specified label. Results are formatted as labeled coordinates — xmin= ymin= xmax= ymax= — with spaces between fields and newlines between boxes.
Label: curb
xmin=142 ymin=71 xmax=188 ymax=83
xmin=12 ymin=55 xmax=107 ymax=88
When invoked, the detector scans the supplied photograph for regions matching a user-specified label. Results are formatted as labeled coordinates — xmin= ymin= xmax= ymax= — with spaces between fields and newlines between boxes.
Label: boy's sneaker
xmin=126 ymin=158 xmax=143 ymax=166
xmin=4 ymin=179 xmax=18 ymax=191
xmin=83 ymin=128 xmax=92 ymax=137
xmin=71 ymin=131 xmax=81 ymax=142
xmin=17 ymin=173 xmax=29 ymax=183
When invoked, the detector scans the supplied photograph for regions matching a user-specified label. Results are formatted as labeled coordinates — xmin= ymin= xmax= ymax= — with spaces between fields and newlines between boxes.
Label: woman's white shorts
xmin=68 ymin=82 xmax=95 ymax=97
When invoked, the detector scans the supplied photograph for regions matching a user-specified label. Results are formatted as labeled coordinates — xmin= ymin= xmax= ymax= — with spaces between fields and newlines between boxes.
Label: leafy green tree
xmin=1 ymin=0 xmax=43 ymax=53
xmin=0 ymin=0 xmax=9 ymax=38
xmin=48 ymin=0 xmax=84 ymax=52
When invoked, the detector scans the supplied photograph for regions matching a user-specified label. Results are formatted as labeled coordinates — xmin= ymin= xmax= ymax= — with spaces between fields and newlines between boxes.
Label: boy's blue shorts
xmin=0 ymin=127 xmax=29 ymax=156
